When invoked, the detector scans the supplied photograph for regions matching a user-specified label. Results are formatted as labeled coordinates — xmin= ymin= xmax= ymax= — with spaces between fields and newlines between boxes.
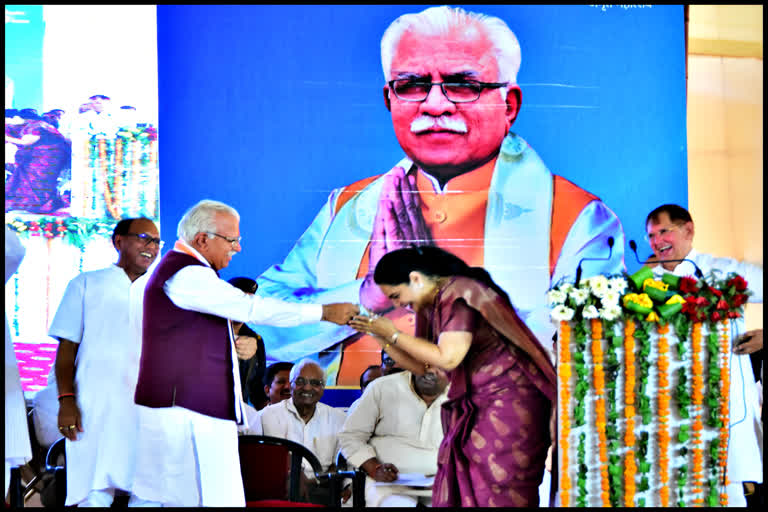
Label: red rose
xmin=695 ymin=297 xmax=710 ymax=307
xmin=708 ymin=287 xmax=723 ymax=298
xmin=29 ymin=222 xmax=40 ymax=230
xmin=732 ymin=294 xmax=748 ymax=307
xmin=45 ymin=223 xmax=54 ymax=231
xmin=679 ymin=277 xmax=699 ymax=294
xmin=727 ymin=275 xmax=748 ymax=292
xmin=711 ymin=311 xmax=721 ymax=322
xmin=716 ymin=299 xmax=729 ymax=311
xmin=727 ymin=311 xmax=741 ymax=319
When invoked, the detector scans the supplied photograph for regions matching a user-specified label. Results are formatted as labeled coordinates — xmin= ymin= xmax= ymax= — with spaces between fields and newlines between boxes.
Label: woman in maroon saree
xmin=349 ymin=246 xmax=556 ymax=507
xmin=5 ymin=112 xmax=71 ymax=214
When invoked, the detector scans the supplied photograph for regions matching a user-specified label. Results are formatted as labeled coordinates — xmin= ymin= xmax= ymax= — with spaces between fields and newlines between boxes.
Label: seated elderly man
xmin=259 ymin=359 xmax=347 ymax=503
xmin=338 ymin=367 xmax=449 ymax=507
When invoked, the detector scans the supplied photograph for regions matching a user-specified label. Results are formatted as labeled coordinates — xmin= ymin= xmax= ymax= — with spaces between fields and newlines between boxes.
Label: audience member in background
xmin=347 ymin=365 xmax=384 ymax=413
xmin=260 ymin=359 xmax=348 ymax=504
xmin=360 ymin=365 xmax=382 ymax=393
xmin=644 ymin=203 xmax=763 ymax=506
xmin=263 ymin=361 xmax=294 ymax=407
xmin=130 ymin=200 xmax=358 ymax=507
xmin=5 ymin=226 xmax=32 ymax=498
xmin=5 ymin=109 xmax=71 ymax=214
xmin=228 ymin=276 xmax=269 ymax=410
xmin=48 ymin=218 xmax=161 ymax=507
xmin=339 ymin=367 xmax=449 ymax=507
xmin=381 ymin=349 xmax=403 ymax=376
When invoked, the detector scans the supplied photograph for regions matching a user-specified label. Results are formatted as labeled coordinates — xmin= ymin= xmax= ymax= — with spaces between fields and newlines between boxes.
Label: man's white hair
xmin=380 ymin=5 xmax=521 ymax=85
xmin=176 ymin=199 xmax=240 ymax=243
xmin=289 ymin=358 xmax=325 ymax=383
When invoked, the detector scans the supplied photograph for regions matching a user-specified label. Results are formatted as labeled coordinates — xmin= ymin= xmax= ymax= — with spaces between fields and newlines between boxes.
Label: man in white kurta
xmin=47 ymin=217 xmax=161 ymax=506
xmin=259 ymin=360 xmax=348 ymax=478
xmin=5 ymin=226 xmax=32 ymax=497
xmin=338 ymin=369 xmax=448 ymax=507
xmin=646 ymin=205 xmax=763 ymax=507
xmin=128 ymin=200 xmax=358 ymax=507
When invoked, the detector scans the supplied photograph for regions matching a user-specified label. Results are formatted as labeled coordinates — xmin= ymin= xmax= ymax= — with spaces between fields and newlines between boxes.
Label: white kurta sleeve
xmin=338 ymin=386 xmax=381 ymax=468
xmin=164 ymin=265 xmax=322 ymax=326
xmin=48 ymin=273 xmax=86 ymax=344
xmin=250 ymin=191 xmax=360 ymax=361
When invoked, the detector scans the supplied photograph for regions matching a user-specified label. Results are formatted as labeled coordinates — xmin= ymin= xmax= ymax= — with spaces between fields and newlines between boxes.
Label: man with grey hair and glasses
xmin=129 ymin=199 xmax=358 ymax=507
xmin=253 ymin=5 xmax=625 ymax=393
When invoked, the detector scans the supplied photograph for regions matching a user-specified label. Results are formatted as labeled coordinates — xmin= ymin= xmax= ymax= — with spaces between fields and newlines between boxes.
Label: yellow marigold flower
xmin=642 ymin=278 xmax=669 ymax=291
xmin=645 ymin=311 xmax=660 ymax=323
xmin=665 ymin=294 xmax=685 ymax=305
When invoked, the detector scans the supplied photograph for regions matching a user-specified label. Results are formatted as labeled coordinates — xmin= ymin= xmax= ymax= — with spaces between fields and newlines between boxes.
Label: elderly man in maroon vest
xmin=130 ymin=199 xmax=358 ymax=507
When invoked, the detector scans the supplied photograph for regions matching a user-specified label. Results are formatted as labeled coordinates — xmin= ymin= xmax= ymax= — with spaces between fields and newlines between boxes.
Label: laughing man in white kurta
xmin=259 ymin=360 xmax=347 ymax=480
xmin=48 ymin=217 xmax=161 ymax=507
xmin=645 ymin=204 xmax=762 ymax=507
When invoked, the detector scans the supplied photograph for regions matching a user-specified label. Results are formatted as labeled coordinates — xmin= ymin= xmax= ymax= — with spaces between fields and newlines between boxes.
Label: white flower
xmin=569 ymin=288 xmax=590 ymax=306
xmin=559 ymin=282 xmax=575 ymax=295
xmin=583 ymin=304 xmax=600 ymax=319
xmin=546 ymin=289 xmax=568 ymax=306
xmin=588 ymin=275 xmax=610 ymax=297
xmin=550 ymin=304 xmax=575 ymax=322
xmin=599 ymin=304 xmax=623 ymax=321
xmin=600 ymin=290 xmax=621 ymax=308
xmin=608 ymin=277 xmax=628 ymax=294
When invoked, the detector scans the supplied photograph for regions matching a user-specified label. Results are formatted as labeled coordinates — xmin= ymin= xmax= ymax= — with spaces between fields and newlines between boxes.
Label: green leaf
xmin=639 ymin=461 xmax=651 ymax=473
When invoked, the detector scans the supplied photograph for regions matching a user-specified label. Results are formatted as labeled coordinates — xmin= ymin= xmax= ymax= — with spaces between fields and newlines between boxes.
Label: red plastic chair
xmin=238 ymin=435 xmax=362 ymax=507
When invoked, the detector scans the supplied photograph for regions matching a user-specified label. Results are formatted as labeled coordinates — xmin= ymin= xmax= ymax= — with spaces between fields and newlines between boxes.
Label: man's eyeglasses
xmin=292 ymin=377 xmax=324 ymax=388
xmin=207 ymin=232 xmax=242 ymax=247
xmin=645 ymin=225 xmax=680 ymax=243
xmin=124 ymin=233 xmax=163 ymax=248
xmin=388 ymin=78 xmax=508 ymax=103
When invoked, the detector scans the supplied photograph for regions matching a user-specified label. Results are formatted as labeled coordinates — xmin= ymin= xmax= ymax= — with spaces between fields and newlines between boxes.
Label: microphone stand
xmin=575 ymin=237 xmax=615 ymax=287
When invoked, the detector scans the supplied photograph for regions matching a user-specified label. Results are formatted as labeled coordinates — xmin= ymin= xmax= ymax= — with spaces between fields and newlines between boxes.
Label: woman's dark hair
xmin=227 ymin=276 xmax=258 ymax=294
xmin=373 ymin=246 xmax=511 ymax=305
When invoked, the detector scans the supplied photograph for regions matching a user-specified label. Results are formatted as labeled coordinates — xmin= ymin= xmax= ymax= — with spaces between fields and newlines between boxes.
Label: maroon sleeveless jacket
xmin=134 ymin=250 xmax=236 ymax=420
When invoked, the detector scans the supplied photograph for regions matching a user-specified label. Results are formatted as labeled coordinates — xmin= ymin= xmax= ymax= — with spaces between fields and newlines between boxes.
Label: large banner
xmin=157 ymin=5 xmax=687 ymax=386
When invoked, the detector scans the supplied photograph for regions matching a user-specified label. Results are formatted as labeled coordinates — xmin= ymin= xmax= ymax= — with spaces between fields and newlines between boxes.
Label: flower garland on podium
xmin=549 ymin=267 xmax=747 ymax=507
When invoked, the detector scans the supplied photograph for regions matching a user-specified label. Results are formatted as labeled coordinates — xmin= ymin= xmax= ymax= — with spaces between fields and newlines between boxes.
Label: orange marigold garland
xmin=590 ymin=318 xmax=610 ymax=506
xmin=558 ymin=320 xmax=572 ymax=507
xmin=718 ymin=320 xmax=730 ymax=506
xmin=656 ymin=322 xmax=672 ymax=506
xmin=623 ymin=319 xmax=636 ymax=506
xmin=690 ymin=322 xmax=705 ymax=505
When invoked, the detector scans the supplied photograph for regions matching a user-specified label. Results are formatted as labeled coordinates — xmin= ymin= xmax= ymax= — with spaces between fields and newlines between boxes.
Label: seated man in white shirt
xmin=338 ymin=367 xmax=449 ymax=507
xmin=259 ymin=359 xmax=348 ymax=503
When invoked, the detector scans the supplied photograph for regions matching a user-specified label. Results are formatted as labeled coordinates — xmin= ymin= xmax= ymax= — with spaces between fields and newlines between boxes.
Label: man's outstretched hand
xmin=321 ymin=303 xmax=360 ymax=325
xmin=360 ymin=167 xmax=432 ymax=312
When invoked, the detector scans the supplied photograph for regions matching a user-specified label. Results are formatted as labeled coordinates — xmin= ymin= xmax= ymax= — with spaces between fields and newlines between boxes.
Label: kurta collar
xmin=416 ymin=156 xmax=497 ymax=194
xmin=173 ymin=239 xmax=211 ymax=267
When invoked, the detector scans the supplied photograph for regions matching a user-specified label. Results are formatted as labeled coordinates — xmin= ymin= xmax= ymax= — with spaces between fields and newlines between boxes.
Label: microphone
xmin=574 ymin=237 xmax=614 ymax=287
xmin=628 ymin=240 xmax=704 ymax=279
